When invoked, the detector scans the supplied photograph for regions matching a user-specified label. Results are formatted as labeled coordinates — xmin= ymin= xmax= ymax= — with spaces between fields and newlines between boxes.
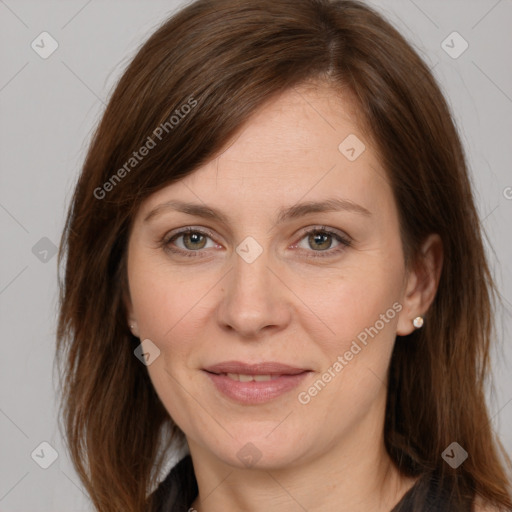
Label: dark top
xmin=148 ymin=455 xmax=474 ymax=511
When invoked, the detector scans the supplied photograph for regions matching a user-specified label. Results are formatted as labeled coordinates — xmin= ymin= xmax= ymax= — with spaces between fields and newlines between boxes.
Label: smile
xmin=202 ymin=365 xmax=311 ymax=404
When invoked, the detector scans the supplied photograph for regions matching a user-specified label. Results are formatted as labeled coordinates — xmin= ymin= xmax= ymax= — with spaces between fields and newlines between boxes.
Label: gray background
xmin=0 ymin=0 xmax=511 ymax=510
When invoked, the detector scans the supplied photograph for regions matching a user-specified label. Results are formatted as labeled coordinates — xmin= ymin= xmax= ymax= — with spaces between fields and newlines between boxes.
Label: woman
xmin=55 ymin=0 xmax=512 ymax=511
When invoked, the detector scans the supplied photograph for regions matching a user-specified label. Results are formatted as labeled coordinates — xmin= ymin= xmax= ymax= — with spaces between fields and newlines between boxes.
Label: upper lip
xmin=203 ymin=361 xmax=309 ymax=375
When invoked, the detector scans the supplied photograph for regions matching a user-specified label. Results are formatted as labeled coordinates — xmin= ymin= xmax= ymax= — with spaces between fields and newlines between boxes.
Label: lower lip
xmin=203 ymin=371 xmax=311 ymax=404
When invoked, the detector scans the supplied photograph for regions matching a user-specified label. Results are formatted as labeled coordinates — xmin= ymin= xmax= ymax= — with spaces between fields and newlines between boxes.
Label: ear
xmin=396 ymin=233 xmax=443 ymax=336
xmin=122 ymin=276 xmax=139 ymax=337
xmin=127 ymin=314 xmax=139 ymax=338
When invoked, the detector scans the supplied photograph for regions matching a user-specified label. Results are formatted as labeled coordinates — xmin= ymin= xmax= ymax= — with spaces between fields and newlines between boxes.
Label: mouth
xmin=203 ymin=361 xmax=309 ymax=376
xmin=211 ymin=373 xmax=282 ymax=382
xmin=202 ymin=361 xmax=312 ymax=404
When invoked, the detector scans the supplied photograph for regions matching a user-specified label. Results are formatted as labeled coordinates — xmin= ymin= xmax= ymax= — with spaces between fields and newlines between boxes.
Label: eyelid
xmin=162 ymin=224 xmax=352 ymax=258
xmin=163 ymin=226 xmax=219 ymax=246
xmin=295 ymin=224 xmax=350 ymax=242
xmin=291 ymin=225 xmax=352 ymax=257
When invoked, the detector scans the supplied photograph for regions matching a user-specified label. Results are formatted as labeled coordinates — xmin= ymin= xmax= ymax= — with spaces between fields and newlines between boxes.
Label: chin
xmin=207 ymin=428 xmax=313 ymax=471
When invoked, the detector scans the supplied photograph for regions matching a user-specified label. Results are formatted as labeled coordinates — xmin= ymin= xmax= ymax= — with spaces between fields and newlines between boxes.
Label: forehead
xmin=138 ymin=82 xmax=392 ymax=220
xmin=215 ymin=82 xmax=368 ymax=165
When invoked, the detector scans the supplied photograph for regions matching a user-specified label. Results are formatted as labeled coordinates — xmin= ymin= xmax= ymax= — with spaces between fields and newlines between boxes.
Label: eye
xmin=162 ymin=225 xmax=351 ymax=259
xmin=163 ymin=227 xmax=218 ymax=258
xmin=292 ymin=226 xmax=351 ymax=258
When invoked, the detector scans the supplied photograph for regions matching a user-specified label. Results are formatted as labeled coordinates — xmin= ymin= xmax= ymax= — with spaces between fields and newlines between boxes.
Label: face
xmin=126 ymin=81 xmax=412 ymax=470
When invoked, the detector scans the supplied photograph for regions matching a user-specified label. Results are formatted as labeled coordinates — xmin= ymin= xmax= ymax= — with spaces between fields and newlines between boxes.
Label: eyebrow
xmin=143 ymin=197 xmax=372 ymax=225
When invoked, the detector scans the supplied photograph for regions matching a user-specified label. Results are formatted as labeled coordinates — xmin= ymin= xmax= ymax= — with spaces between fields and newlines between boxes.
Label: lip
xmin=203 ymin=361 xmax=308 ymax=375
xmin=202 ymin=361 xmax=311 ymax=404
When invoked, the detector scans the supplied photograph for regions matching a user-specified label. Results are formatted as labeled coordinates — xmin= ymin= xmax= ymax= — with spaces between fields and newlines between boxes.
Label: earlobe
xmin=123 ymin=278 xmax=138 ymax=337
xmin=396 ymin=233 xmax=443 ymax=336
xmin=125 ymin=301 xmax=139 ymax=337
xmin=128 ymin=321 xmax=139 ymax=337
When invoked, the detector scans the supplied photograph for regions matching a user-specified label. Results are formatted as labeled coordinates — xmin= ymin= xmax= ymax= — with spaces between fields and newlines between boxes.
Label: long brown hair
xmin=55 ymin=0 xmax=512 ymax=510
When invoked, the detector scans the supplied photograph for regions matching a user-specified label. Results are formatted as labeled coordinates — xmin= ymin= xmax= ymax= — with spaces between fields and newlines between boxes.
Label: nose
xmin=216 ymin=242 xmax=292 ymax=339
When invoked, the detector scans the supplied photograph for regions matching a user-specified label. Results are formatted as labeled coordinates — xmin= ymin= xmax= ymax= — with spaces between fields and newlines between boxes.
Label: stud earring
xmin=412 ymin=316 xmax=424 ymax=329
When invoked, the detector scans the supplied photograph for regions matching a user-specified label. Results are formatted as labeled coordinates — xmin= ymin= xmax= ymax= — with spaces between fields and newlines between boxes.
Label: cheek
xmin=309 ymin=260 xmax=403 ymax=356
xmin=127 ymin=255 xmax=211 ymax=430
xmin=297 ymin=289 xmax=400 ymax=432
xmin=128 ymin=248 xmax=209 ymax=342
xmin=303 ymin=257 xmax=404 ymax=416
xmin=128 ymin=242 xmax=404 ymax=357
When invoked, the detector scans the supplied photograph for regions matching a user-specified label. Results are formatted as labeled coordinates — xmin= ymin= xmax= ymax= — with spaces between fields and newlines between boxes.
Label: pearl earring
xmin=412 ymin=316 xmax=424 ymax=329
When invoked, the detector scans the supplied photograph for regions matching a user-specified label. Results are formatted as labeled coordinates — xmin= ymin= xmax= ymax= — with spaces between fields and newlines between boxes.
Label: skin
xmin=126 ymin=81 xmax=444 ymax=512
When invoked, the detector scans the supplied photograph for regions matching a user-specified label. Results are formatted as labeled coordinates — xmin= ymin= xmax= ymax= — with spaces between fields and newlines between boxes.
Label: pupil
xmin=185 ymin=232 xmax=205 ymax=249
xmin=311 ymin=232 xmax=330 ymax=250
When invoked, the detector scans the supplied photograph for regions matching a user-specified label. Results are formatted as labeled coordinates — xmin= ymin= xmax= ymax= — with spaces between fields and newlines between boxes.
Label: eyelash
xmin=161 ymin=226 xmax=352 ymax=259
